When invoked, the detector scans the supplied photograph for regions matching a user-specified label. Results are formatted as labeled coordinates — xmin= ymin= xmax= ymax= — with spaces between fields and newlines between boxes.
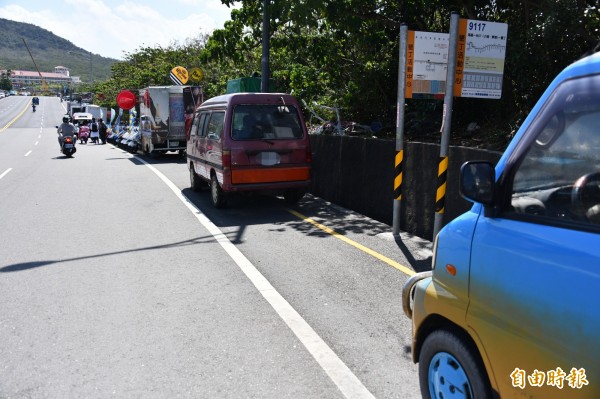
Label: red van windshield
xmin=231 ymin=104 xmax=304 ymax=140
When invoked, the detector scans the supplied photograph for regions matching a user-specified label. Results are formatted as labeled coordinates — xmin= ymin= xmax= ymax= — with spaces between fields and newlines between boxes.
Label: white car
xmin=0 ymin=92 xmax=5 ymax=98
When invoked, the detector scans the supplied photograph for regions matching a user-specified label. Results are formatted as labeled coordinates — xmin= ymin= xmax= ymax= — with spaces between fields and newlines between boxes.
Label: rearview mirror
xmin=460 ymin=161 xmax=495 ymax=206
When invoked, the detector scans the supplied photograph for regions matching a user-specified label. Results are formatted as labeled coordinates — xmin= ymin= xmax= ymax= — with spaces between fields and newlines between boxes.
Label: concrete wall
xmin=309 ymin=136 xmax=502 ymax=241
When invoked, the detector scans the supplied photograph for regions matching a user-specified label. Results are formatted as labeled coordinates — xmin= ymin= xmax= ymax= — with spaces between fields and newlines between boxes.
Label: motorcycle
xmin=61 ymin=135 xmax=77 ymax=158
xmin=32 ymin=104 xmax=36 ymax=112
xmin=78 ymin=127 xmax=89 ymax=144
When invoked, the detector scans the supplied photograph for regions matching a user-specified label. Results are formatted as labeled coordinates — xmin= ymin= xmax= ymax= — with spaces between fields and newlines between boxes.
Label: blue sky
xmin=0 ymin=0 xmax=237 ymax=60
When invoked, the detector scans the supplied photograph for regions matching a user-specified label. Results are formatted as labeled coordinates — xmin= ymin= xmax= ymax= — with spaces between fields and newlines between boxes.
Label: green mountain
xmin=0 ymin=18 xmax=117 ymax=83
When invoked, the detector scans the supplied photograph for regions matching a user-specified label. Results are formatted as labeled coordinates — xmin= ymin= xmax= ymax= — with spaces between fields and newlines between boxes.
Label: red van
xmin=187 ymin=93 xmax=312 ymax=207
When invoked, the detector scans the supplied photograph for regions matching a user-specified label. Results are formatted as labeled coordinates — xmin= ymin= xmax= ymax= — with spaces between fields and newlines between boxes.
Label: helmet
xmin=63 ymin=116 xmax=69 ymax=123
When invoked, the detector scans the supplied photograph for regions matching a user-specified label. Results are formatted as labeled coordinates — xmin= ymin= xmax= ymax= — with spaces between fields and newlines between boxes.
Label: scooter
xmin=61 ymin=135 xmax=76 ymax=158
xmin=78 ymin=129 xmax=89 ymax=144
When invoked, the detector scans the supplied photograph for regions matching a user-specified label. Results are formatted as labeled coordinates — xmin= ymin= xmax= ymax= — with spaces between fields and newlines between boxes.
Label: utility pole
xmin=22 ymin=38 xmax=48 ymax=94
xmin=68 ymin=50 xmax=93 ymax=102
xmin=261 ymin=0 xmax=270 ymax=92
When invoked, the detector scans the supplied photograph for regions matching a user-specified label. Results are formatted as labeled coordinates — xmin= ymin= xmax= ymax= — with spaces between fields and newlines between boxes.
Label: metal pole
xmin=261 ymin=0 xmax=270 ymax=92
xmin=90 ymin=51 xmax=93 ymax=102
xmin=68 ymin=50 xmax=93 ymax=102
xmin=432 ymin=12 xmax=459 ymax=240
xmin=393 ymin=24 xmax=408 ymax=236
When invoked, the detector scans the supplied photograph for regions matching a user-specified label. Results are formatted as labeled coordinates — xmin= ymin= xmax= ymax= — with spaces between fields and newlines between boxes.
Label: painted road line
xmin=134 ymin=155 xmax=376 ymax=399
xmin=24 ymin=151 xmax=32 ymax=157
xmin=0 ymin=100 xmax=31 ymax=133
xmin=35 ymin=141 xmax=39 ymax=146
xmin=0 ymin=168 xmax=12 ymax=180
xmin=287 ymin=209 xmax=416 ymax=277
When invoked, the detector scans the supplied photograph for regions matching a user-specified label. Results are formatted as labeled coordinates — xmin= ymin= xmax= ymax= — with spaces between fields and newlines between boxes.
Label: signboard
xmin=188 ymin=67 xmax=204 ymax=83
xmin=116 ymin=90 xmax=136 ymax=110
xmin=170 ymin=66 xmax=189 ymax=85
xmin=454 ymin=19 xmax=508 ymax=99
xmin=405 ymin=31 xmax=449 ymax=99
xmin=405 ymin=19 xmax=507 ymax=100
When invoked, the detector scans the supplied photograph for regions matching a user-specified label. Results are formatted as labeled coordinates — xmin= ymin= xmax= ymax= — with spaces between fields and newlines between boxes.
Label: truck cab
xmin=402 ymin=52 xmax=600 ymax=398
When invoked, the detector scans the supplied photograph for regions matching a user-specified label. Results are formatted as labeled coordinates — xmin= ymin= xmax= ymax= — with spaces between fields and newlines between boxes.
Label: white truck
xmin=85 ymin=104 xmax=103 ymax=121
xmin=139 ymin=85 xmax=199 ymax=156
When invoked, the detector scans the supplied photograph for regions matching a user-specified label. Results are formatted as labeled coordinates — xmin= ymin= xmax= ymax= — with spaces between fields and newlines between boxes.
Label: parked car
xmin=187 ymin=93 xmax=312 ymax=208
xmin=402 ymin=52 xmax=600 ymax=398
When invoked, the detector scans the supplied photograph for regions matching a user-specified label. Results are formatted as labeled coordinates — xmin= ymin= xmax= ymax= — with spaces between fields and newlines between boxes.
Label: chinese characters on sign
xmin=405 ymin=19 xmax=508 ymax=100
xmin=510 ymin=367 xmax=589 ymax=390
xmin=454 ymin=19 xmax=508 ymax=99
xmin=405 ymin=31 xmax=449 ymax=99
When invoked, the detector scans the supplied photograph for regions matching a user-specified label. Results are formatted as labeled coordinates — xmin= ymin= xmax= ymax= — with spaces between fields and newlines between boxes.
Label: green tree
xmin=94 ymin=36 xmax=211 ymax=108
xmin=0 ymin=69 xmax=12 ymax=91
xmin=96 ymin=0 xmax=599 ymax=149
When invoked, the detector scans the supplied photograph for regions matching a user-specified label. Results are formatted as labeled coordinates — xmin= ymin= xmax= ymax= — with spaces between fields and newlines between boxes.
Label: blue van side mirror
xmin=460 ymin=161 xmax=495 ymax=206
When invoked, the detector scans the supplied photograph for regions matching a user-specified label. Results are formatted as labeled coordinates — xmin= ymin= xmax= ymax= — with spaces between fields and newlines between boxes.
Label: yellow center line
xmin=287 ymin=209 xmax=416 ymax=276
xmin=0 ymin=100 xmax=31 ymax=133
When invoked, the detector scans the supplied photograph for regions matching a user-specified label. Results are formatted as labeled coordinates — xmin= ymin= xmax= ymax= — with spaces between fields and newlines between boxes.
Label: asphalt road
xmin=0 ymin=96 xmax=432 ymax=398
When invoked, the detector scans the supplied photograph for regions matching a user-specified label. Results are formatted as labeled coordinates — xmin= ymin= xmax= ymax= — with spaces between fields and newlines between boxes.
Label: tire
xmin=419 ymin=330 xmax=492 ymax=399
xmin=284 ymin=189 xmax=305 ymax=204
xmin=190 ymin=164 xmax=203 ymax=192
xmin=210 ymin=174 xmax=226 ymax=208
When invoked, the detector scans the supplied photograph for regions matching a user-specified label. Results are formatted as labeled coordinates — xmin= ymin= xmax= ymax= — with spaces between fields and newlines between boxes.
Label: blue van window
xmin=510 ymin=74 xmax=600 ymax=226
xmin=231 ymin=104 xmax=303 ymax=140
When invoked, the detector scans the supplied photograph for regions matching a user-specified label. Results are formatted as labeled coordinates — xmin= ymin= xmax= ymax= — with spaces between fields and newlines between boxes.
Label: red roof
xmin=11 ymin=70 xmax=68 ymax=79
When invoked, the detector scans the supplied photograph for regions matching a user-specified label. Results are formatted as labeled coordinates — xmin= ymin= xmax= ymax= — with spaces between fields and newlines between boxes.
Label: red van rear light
xmin=222 ymin=150 xmax=231 ymax=168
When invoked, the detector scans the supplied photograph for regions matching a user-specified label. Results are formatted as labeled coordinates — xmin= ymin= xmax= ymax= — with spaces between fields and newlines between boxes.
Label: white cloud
xmin=0 ymin=0 xmax=233 ymax=60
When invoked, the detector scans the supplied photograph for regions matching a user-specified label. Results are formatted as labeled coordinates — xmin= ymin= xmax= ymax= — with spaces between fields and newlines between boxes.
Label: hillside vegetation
xmin=0 ymin=18 xmax=116 ymax=82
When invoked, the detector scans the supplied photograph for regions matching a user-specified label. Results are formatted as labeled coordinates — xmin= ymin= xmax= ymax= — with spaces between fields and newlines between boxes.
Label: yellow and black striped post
xmin=393 ymin=23 xmax=409 ymax=236
xmin=433 ymin=12 xmax=459 ymax=239
xmin=394 ymin=150 xmax=404 ymax=200
xmin=435 ymin=156 xmax=448 ymax=214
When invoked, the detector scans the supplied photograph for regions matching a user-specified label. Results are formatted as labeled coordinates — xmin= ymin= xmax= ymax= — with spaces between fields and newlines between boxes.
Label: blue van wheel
xmin=419 ymin=330 xmax=491 ymax=399
xmin=428 ymin=352 xmax=473 ymax=398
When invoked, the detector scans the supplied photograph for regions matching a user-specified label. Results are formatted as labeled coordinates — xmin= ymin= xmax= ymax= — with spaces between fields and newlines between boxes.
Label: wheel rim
xmin=211 ymin=179 xmax=218 ymax=203
xmin=428 ymin=352 xmax=473 ymax=399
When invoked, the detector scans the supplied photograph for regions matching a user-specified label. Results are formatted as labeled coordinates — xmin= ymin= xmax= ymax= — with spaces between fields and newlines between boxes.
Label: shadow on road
xmin=394 ymin=235 xmax=433 ymax=273
xmin=1 ymin=234 xmax=221 ymax=273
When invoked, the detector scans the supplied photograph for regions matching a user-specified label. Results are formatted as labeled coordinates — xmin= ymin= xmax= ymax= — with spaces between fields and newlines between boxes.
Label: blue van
xmin=402 ymin=52 xmax=600 ymax=398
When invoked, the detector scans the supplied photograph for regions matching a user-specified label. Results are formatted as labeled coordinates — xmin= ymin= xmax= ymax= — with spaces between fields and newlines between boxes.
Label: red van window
xmin=231 ymin=105 xmax=304 ymax=140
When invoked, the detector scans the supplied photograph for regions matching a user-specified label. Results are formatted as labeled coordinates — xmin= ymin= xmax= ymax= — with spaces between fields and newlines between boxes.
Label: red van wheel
xmin=190 ymin=165 xmax=203 ymax=192
xmin=211 ymin=175 xmax=226 ymax=208
xmin=284 ymin=189 xmax=305 ymax=204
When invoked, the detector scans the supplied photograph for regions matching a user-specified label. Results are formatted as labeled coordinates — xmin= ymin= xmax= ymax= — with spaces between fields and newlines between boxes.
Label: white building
xmin=5 ymin=66 xmax=73 ymax=88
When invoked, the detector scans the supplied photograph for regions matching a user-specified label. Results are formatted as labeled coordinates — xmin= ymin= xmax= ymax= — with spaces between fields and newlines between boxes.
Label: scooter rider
xmin=32 ymin=96 xmax=39 ymax=112
xmin=57 ymin=115 xmax=76 ymax=149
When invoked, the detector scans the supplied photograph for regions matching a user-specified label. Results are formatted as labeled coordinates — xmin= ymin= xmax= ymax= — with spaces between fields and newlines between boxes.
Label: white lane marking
xmin=24 ymin=151 xmax=32 ymax=157
xmin=136 ymin=156 xmax=376 ymax=399
xmin=0 ymin=168 xmax=12 ymax=180
xmin=34 ymin=141 xmax=39 ymax=146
